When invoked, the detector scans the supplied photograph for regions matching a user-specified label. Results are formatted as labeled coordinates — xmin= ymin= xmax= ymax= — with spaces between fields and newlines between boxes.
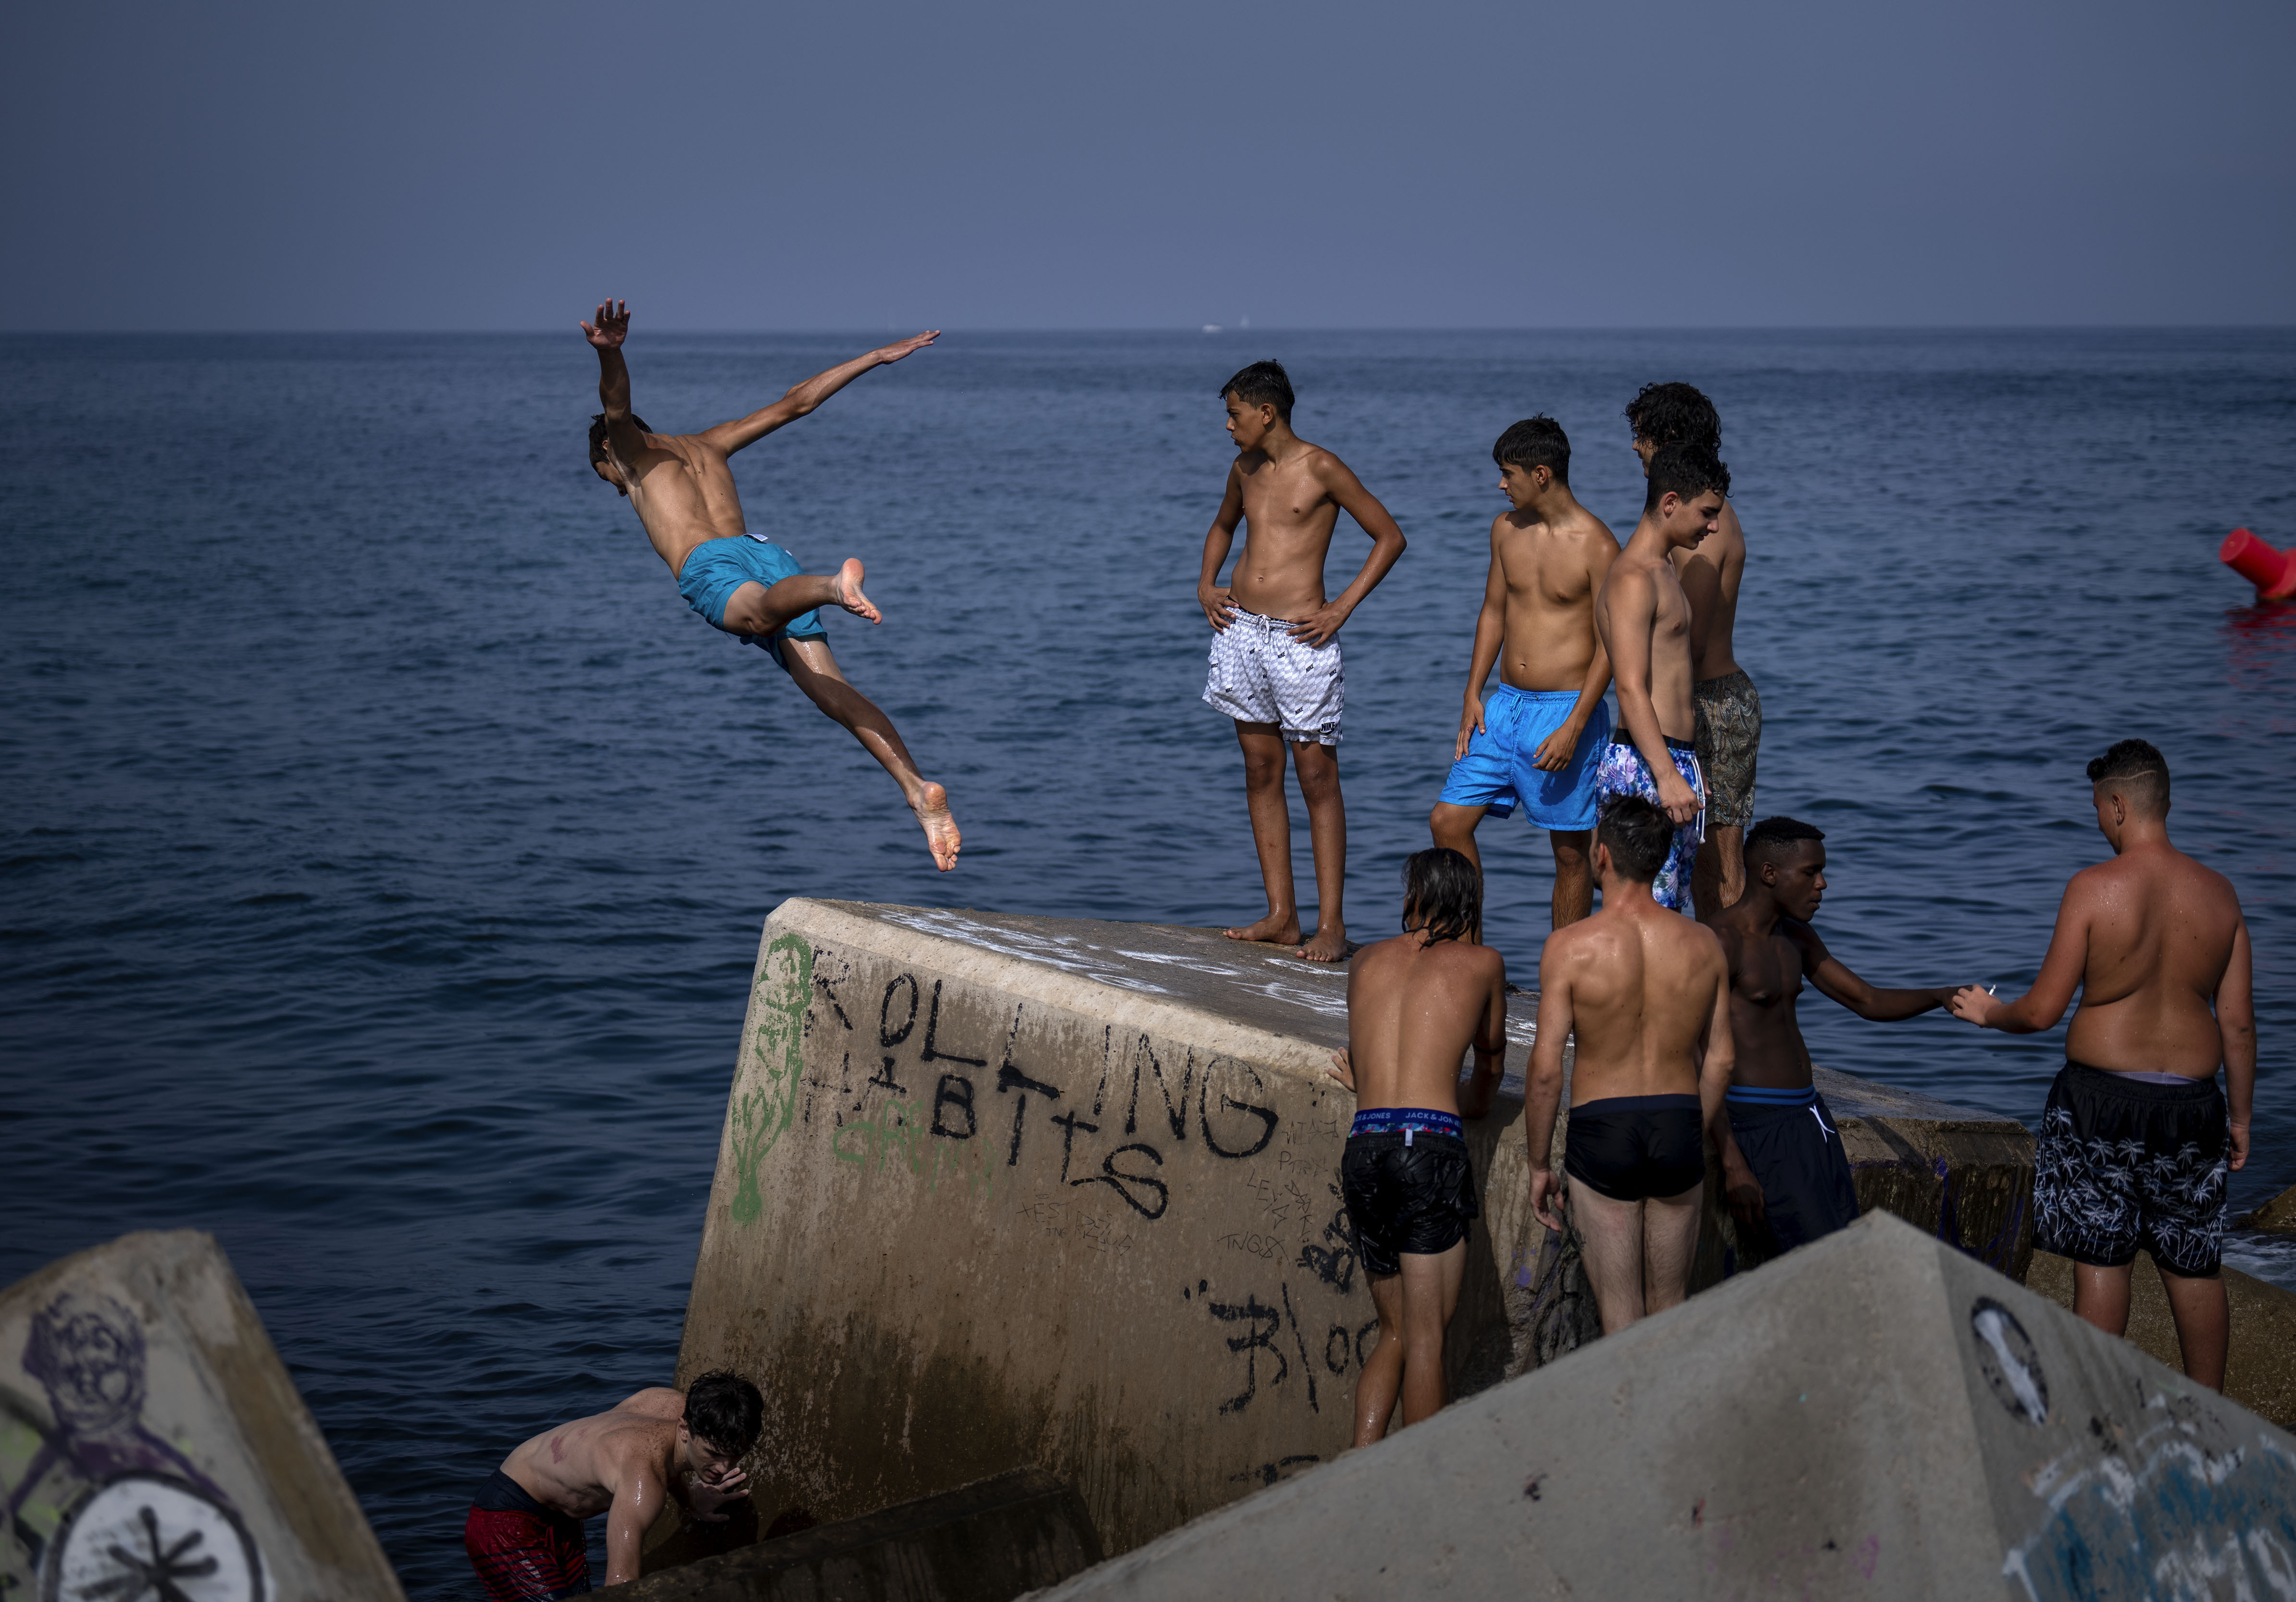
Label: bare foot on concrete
xmin=1295 ymin=924 xmax=1349 ymax=963
xmin=1224 ymin=911 xmax=1302 ymax=946
xmin=836 ymin=559 xmax=881 ymax=624
xmin=912 ymin=782 xmax=960 ymax=871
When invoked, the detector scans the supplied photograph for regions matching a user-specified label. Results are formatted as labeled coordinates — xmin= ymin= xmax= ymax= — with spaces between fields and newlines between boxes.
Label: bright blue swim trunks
xmin=1437 ymin=685 xmax=1611 ymax=830
xmin=674 ymin=535 xmax=827 ymax=672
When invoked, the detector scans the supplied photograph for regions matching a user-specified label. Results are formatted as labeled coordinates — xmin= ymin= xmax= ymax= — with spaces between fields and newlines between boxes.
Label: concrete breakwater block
xmin=676 ymin=901 xmax=2034 ymax=1557
xmin=619 ymin=1466 xmax=1098 ymax=1602
xmin=2025 ymin=1250 xmax=2296 ymax=1429
xmin=1031 ymin=1211 xmax=2296 ymax=1602
xmin=2236 ymin=1179 xmax=2296 ymax=1232
xmin=0 ymin=1230 xmax=404 ymax=1602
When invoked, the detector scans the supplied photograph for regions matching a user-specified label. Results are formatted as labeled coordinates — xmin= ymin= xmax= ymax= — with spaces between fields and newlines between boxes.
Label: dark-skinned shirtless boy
xmin=465 ymin=1372 xmax=762 ymax=1598
xmin=1708 ymin=816 xmax=1964 ymax=1256
xmin=1430 ymin=416 xmax=1620 ymax=931
xmin=1591 ymin=441 xmax=1730 ymax=914
xmin=1951 ymin=739 xmax=2256 ymax=1390
xmin=1324 ymin=848 xmax=1506 ymax=1442
xmin=1198 ymin=360 xmax=1408 ymax=962
xmin=581 ymin=301 xmax=960 ymax=870
xmin=1625 ymin=383 xmax=1759 ymax=916
xmin=1524 ymin=797 xmax=1734 ymax=1332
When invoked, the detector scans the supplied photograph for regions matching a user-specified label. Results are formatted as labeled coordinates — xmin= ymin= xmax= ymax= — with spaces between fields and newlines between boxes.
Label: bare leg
xmin=1549 ymin=829 xmax=1593 ymax=929
xmin=1568 ymin=1179 xmax=1647 ymax=1335
xmin=1354 ymin=1271 xmax=1405 ymax=1447
xmin=1429 ymin=802 xmax=1487 ymax=941
xmin=1292 ymin=739 xmax=1348 ymax=962
xmin=2071 ymin=1259 xmax=2135 ymax=1339
xmin=1397 ymin=1241 xmax=1467 ymax=1427
xmin=780 ymin=640 xmax=960 ymax=871
xmin=1224 ymin=722 xmax=1300 ymax=946
xmin=1692 ymin=825 xmax=1746 ymax=921
xmin=1640 ymin=1180 xmax=1704 ymax=1316
xmin=720 ymin=558 xmax=880 ymax=636
xmin=2155 ymin=1263 xmax=2230 ymax=1390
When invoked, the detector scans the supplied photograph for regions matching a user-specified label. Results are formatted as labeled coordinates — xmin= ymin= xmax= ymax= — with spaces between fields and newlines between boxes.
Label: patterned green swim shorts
xmin=1692 ymin=669 xmax=1762 ymax=828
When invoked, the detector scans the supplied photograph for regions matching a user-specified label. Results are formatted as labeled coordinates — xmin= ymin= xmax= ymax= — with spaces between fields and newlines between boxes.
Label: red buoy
xmin=2220 ymin=528 xmax=2296 ymax=600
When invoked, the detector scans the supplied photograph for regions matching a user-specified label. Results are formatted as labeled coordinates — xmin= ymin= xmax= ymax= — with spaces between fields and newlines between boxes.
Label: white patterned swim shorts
xmin=1202 ymin=608 xmax=1343 ymax=745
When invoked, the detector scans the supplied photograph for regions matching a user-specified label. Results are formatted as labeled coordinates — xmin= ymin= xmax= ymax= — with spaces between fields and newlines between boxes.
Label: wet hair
xmin=1597 ymin=795 xmax=1672 ymax=882
xmin=1623 ymin=382 xmax=1721 ymax=449
xmin=684 ymin=1370 xmax=764 ymax=1458
xmin=1493 ymin=415 xmax=1570 ymax=485
xmin=2086 ymin=738 xmax=2170 ymax=816
xmin=1220 ymin=360 xmax=1294 ymax=422
xmin=1401 ymin=847 xmax=1481 ymax=944
xmin=1745 ymin=816 xmax=1825 ymax=865
xmin=1643 ymin=438 xmax=1731 ymax=512
xmin=588 ymin=411 xmax=652 ymax=470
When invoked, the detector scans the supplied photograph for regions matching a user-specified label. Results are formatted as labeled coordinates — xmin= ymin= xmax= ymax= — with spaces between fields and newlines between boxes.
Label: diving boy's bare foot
xmin=1296 ymin=924 xmax=1349 ymax=963
xmin=912 ymin=782 xmax=960 ymax=871
xmin=1224 ymin=911 xmax=1303 ymax=945
xmin=836 ymin=559 xmax=881 ymax=624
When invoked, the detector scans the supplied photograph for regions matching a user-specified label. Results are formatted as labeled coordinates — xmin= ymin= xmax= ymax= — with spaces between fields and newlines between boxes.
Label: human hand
xmin=1286 ymin=600 xmax=1350 ymax=648
xmin=1656 ymin=767 xmax=1701 ymax=826
xmin=687 ymin=1467 xmax=749 ymax=1522
xmin=580 ymin=300 xmax=629 ymax=349
xmin=1530 ymin=721 xmax=1584 ymax=773
xmin=1947 ymin=985 xmax=2003 ymax=1027
xmin=1326 ymin=1049 xmax=1355 ymax=1093
xmin=1455 ymin=696 xmax=1485 ymax=760
xmin=1529 ymin=1167 xmax=1565 ymax=1234
xmin=2231 ymin=1118 xmax=2249 ymax=1172
xmin=1723 ymin=1151 xmax=1767 ymax=1234
xmin=873 ymin=330 xmax=940 ymax=365
xmin=1200 ymin=584 xmax=1237 ymax=631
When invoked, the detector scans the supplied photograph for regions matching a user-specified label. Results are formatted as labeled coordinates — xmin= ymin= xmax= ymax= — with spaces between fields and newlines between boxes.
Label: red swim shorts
xmin=465 ymin=1470 xmax=592 ymax=1601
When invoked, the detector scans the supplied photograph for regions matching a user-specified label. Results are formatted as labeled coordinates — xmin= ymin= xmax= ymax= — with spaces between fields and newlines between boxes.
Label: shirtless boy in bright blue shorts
xmin=1431 ymin=418 xmax=1621 ymax=931
xmin=581 ymin=301 xmax=959 ymax=870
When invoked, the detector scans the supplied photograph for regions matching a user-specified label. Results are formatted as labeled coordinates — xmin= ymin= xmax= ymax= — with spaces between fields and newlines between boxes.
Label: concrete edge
xmin=766 ymin=898 xmax=1339 ymax=1085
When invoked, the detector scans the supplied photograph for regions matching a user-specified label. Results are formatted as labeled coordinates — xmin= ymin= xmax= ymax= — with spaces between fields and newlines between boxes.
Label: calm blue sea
xmin=3 ymin=329 xmax=2292 ymax=1596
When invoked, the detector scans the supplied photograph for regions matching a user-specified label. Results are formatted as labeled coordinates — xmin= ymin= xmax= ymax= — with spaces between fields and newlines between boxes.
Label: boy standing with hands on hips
xmin=1198 ymin=361 xmax=1408 ymax=961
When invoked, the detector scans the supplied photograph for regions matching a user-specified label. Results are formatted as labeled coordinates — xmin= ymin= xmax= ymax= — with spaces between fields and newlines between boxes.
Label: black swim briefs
xmin=2035 ymin=1060 xmax=2229 ymax=1278
xmin=1725 ymin=1087 xmax=1859 ymax=1252
xmin=1342 ymin=1130 xmax=1479 ymax=1278
xmin=1564 ymin=1093 xmax=1705 ymax=1203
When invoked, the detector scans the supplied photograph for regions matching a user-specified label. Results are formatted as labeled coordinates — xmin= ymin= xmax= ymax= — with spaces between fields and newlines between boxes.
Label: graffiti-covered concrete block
xmin=0 ymin=1230 xmax=403 ymax=1602
xmin=1032 ymin=1210 xmax=2296 ymax=1602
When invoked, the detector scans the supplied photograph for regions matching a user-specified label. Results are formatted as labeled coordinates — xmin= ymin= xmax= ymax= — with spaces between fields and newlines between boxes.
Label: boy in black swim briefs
xmin=1951 ymin=740 xmax=2255 ymax=1391
xmin=1523 ymin=797 xmax=1734 ymax=1335
xmin=1324 ymin=849 xmax=1507 ymax=1444
xmin=1707 ymin=817 xmax=1967 ymax=1259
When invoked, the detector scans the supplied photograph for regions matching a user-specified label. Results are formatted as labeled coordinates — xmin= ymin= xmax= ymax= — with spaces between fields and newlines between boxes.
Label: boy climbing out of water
xmin=1325 ymin=848 xmax=1508 ymax=1442
xmin=1591 ymin=440 xmax=1730 ymax=913
xmin=581 ymin=300 xmax=961 ymax=870
xmin=466 ymin=1371 xmax=762 ymax=1596
xmin=1199 ymin=360 xmax=1408 ymax=962
xmin=1523 ymin=797 xmax=1734 ymax=1334
xmin=1431 ymin=416 xmax=1620 ymax=931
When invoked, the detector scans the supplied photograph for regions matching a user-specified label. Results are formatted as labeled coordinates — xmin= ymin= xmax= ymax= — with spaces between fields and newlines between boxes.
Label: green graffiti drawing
xmin=727 ymin=933 xmax=814 ymax=1228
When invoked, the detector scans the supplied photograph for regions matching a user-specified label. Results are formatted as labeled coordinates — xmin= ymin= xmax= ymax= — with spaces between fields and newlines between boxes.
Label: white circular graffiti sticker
xmin=44 ymin=1475 xmax=263 ymax=1602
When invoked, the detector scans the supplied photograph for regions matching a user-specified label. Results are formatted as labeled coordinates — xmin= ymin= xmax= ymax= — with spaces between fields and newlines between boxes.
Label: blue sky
xmin=6 ymin=0 xmax=2290 ymax=330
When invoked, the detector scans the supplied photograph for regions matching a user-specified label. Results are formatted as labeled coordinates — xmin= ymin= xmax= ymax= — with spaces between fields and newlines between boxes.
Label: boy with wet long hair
xmin=1325 ymin=848 xmax=1507 ymax=1443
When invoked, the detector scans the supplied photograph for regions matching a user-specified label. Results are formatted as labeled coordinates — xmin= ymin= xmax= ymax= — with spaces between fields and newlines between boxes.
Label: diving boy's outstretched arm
xmin=700 ymin=332 xmax=942 ymax=455
xmin=581 ymin=299 xmax=649 ymax=459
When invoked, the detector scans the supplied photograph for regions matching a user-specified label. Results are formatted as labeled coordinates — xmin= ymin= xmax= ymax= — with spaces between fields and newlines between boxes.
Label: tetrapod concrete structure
xmin=675 ymin=901 xmax=2035 ymax=1558
xmin=0 ymin=1230 xmax=405 ymax=1602
xmin=1030 ymin=1211 xmax=2296 ymax=1602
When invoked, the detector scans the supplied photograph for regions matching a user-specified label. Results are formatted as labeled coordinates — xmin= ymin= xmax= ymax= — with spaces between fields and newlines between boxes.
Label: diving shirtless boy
xmin=1431 ymin=417 xmax=1620 ymax=930
xmin=465 ymin=1372 xmax=762 ymax=1597
xmin=1625 ymin=384 xmax=1758 ymax=915
xmin=581 ymin=301 xmax=960 ymax=870
xmin=1324 ymin=848 xmax=1507 ymax=1442
xmin=1709 ymin=817 xmax=1964 ymax=1257
xmin=1199 ymin=360 xmax=1408 ymax=961
xmin=1524 ymin=797 xmax=1734 ymax=1333
xmin=1951 ymin=740 xmax=2255 ymax=1389
xmin=1591 ymin=441 xmax=1730 ymax=913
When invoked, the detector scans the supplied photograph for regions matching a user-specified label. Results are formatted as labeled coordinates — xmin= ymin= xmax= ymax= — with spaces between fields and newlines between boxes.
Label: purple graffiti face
xmin=23 ymin=1293 xmax=148 ymax=1435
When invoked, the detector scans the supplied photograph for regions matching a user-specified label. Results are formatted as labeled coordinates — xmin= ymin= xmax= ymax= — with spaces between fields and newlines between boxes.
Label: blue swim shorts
xmin=1436 ymin=686 xmax=1611 ymax=831
xmin=674 ymin=535 xmax=827 ymax=672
